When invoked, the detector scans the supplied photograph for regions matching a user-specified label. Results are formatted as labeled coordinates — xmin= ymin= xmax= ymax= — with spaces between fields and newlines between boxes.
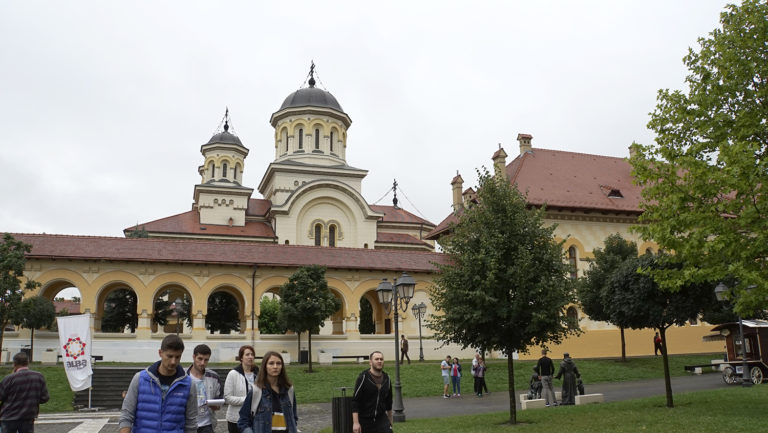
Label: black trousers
xmin=227 ymin=421 xmax=239 ymax=433
xmin=1 ymin=420 xmax=35 ymax=433
xmin=360 ymin=417 xmax=392 ymax=433
xmin=474 ymin=376 xmax=486 ymax=395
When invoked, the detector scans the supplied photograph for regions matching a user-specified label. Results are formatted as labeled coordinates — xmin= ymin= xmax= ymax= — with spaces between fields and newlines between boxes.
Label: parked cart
xmin=709 ymin=320 xmax=768 ymax=385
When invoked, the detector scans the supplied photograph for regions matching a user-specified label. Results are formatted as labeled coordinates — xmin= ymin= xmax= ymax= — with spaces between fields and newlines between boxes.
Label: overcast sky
xmin=1 ymin=1 xmax=728 ymax=239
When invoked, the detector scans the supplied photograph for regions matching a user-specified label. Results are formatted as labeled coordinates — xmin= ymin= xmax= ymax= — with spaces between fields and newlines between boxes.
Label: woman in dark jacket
xmin=238 ymin=351 xmax=298 ymax=433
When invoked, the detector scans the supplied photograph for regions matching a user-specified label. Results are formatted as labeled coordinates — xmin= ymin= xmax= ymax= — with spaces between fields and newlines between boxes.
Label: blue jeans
xmin=451 ymin=376 xmax=461 ymax=394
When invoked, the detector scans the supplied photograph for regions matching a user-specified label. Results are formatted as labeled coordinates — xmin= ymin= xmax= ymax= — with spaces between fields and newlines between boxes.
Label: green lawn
xmin=318 ymin=385 xmax=768 ymax=433
xmin=0 ymin=353 xmax=720 ymax=413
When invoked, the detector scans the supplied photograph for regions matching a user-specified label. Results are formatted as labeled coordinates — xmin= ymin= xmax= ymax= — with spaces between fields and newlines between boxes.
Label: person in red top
xmin=654 ymin=332 xmax=663 ymax=356
xmin=450 ymin=357 xmax=462 ymax=397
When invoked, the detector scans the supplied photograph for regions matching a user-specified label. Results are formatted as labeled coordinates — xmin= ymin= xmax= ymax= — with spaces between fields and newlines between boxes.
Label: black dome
xmin=206 ymin=130 xmax=243 ymax=146
xmin=278 ymin=87 xmax=344 ymax=112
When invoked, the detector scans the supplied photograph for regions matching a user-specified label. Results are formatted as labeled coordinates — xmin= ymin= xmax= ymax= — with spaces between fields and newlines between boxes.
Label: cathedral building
xmin=9 ymin=69 xmax=721 ymax=362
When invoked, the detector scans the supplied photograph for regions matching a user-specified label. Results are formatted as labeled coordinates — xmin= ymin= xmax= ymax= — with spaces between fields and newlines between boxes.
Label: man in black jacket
xmin=0 ymin=352 xmax=49 ymax=433
xmin=352 ymin=351 xmax=392 ymax=433
xmin=535 ymin=349 xmax=557 ymax=406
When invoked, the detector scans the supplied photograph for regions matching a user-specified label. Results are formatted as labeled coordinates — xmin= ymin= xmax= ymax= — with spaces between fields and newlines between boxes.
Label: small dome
xmin=206 ymin=130 xmax=243 ymax=146
xmin=278 ymin=87 xmax=344 ymax=113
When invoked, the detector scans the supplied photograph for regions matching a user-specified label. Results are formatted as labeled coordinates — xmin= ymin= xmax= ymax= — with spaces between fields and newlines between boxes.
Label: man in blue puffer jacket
xmin=119 ymin=335 xmax=197 ymax=433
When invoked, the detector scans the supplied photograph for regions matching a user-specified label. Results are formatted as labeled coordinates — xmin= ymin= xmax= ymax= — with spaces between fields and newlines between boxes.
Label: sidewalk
xmin=36 ymin=372 xmax=726 ymax=433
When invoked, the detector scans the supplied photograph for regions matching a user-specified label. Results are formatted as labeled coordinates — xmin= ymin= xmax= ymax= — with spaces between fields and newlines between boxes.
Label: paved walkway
xmin=35 ymin=373 xmax=728 ymax=433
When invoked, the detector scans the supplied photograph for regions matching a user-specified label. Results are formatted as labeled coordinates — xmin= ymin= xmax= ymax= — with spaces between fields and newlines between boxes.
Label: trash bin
xmin=332 ymin=387 xmax=353 ymax=433
xmin=21 ymin=347 xmax=32 ymax=362
xmin=299 ymin=350 xmax=309 ymax=364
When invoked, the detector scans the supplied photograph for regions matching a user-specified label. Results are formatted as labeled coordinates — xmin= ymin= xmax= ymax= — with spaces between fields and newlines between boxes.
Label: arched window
xmin=235 ymin=163 xmax=241 ymax=181
xmin=314 ymin=224 xmax=322 ymax=246
xmin=568 ymin=246 xmax=578 ymax=279
xmin=566 ymin=306 xmax=579 ymax=322
xmin=315 ymin=128 xmax=320 ymax=150
xmin=222 ymin=163 xmax=228 ymax=178
xmin=645 ymin=248 xmax=654 ymax=255
xmin=208 ymin=162 xmax=215 ymax=178
xmin=329 ymin=225 xmax=336 ymax=247
xmin=298 ymin=128 xmax=304 ymax=149
xmin=282 ymin=129 xmax=288 ymax=153
xmin=330 ymin=131 xmax=334 ymax=152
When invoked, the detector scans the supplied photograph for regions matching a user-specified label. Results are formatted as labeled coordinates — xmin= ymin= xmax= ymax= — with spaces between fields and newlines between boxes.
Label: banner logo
xmin=63 ymin=336 xmax=86 ymax=360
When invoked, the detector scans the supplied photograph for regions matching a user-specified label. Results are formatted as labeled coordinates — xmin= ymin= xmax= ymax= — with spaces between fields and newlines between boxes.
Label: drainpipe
xmin=251 ymin=264 xmax=258 ymax=347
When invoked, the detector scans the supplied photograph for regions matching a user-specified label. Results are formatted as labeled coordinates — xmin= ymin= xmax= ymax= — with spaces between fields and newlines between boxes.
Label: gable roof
xmin=124 ymin=209 xmax=276 ymax=239
xmin=375 ymin=232 xmax=433 ymax=248
xmin=507 ymin=148 xmax=642 ymax=213
xmin=369 ymin=205 xmax=435 ymax=226
xmin=15 ymin=233 xmax=445 ymax=272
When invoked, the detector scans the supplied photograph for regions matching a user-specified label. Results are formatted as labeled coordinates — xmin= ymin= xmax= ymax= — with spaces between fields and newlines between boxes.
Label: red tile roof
xmin=369 ymin=205 xmax=435 ymax=226
xmin=425 ymin=211 xmax=460 ymax=240
xmin=507 ymin=148 xmax=642 ymax=213
xmin=53 ymin=300 xmax=80 ymax=314
xmin=125 ymin=210 xmax=276 ymax=239
xmin=246 ymin=199 xmax=271 ymax=217
xmin=15 ymin=233 xmax=446 ymax=272
xmin=375 ymin=232 xmax=432 ymax=248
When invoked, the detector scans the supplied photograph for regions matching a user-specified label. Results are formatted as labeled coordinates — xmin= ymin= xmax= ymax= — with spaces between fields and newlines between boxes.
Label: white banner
xmin=57 ymin=314 xmax=93 ymax=392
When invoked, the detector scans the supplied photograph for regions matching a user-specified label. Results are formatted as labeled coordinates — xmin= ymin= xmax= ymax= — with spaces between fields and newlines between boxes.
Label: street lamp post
xmin=714 ymin=282 xmax=752 ymax=387
xmin=377 ymin=272 xmax=416 ymax=423
xmin=411 ymin=302 xmax=427 ymax=362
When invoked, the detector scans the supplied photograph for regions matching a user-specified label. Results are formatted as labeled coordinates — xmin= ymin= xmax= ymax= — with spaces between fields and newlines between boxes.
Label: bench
xmin=684 ymin=360 xmax=724 ymax=374
xmin=333 ymin=355 xmax=369 ymax=363
xmin=57 ymin=355 xmax=103 ymax=363
xmin=519 ymin=391 xmax=561 ymax=403
xmin=520 ymin=398 xmax=547 ymax=410
xmin=575 ymin=393 xmax=604 ymax=405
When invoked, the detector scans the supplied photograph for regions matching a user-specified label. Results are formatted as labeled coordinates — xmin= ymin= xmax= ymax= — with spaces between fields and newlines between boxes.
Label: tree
xmin=278 ymin=265 xmax=341 ymax=373
xmin=0 ymin=234 xmax=39 ymax=352
xmin=206 ymin=292 xmax=241 ymax=334
xmin=629 ymin=0 xmax=768 ymax=315
xmin=429 ymin=169 xmax=577 ymax=425
xmin=606 ymin=254 xmax=713 ymax=408
xmin=258 ymin=296 xmax=283 ymax=335
xmin=577 ymin=234 xmax=638 ymax=361
xmin=126 ymin=225 xmax=149 ymax=238
xmin=101 ymin=289 xmax=138 ymax=333
xmin=358 ymin=298 xmax=375 ymax=334
xmin=13 ymin=296 xmax=55 ymax=362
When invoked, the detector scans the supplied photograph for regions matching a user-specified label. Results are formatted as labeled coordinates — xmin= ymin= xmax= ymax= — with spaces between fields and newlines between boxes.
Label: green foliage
xmin=429 ymin=168 xmax=577 ymax=423
xmin=0 ymin=233 xmax=39 ymax=351
xmin=205 ymin=291 xmax=241 ymax=334
xmin=101 ymin=289 xmax=138 ymax=333
xmin=14 ymin=296 xmax=56 ymax=330
xmin=125 ymin=225 xmax=149 ymax=238
xmin=606 ymin=253 xmax=715 ymax=407
xmin=629 ymin=0 xmax=768 ymax=316
xmin=279 ymin=265 xmax=341 ymax=372
xmin=578 ymin=234 xmax=638 ymax=323
xmin=258 ymin=295 xmax=283 ymax=334
xmin=358 ymin=297 xmax=375 ymax=334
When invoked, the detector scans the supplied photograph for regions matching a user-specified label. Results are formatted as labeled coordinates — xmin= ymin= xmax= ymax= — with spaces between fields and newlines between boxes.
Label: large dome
xmin=205 ymin=128 xmax=242 ymax=146
xmin=278 ymin=86 xmax=344 ymax=113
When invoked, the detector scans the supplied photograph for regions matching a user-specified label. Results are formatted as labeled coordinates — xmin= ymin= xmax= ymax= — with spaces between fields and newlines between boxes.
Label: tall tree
xmin=257 ymin=296 xmax=283 ymax=335
xmin=577 ymin=234 xmax=638 ymax=361
xmin=205 ymin=292 xmax=241 ymax=334
xmin=629 ymin=0 xmax=768 ymax=315
xmin=358 ymin=298 xmax=375 ymax=334
xmin=13 ymin=296 xmax=55 ymax=362
xmin=607 ymin=254 xmax=712 ymax=408
xmin=429 ymin=169 xmax=577 ymax=425
xmin=279 ymin=265 xmax=340 ymax=372
xmin=0 ymin=234 xmax=40 ymax=352
xmin=153 ymin=291 xmax=192 ymax=333
xmin=101 ymin=289 xmax=138 ymax=333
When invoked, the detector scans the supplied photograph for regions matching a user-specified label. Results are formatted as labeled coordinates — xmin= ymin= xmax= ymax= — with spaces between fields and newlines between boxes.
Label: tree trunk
xmin=297 ymin=332 xmax=301 ymax=364
xmin=659 ymin=327 xmax=674 ymax=408
xmin=0 ymin=324 xmax=5 ymax=358
xmin=620 ymin=327 xmax=627 ymax=362
xmin=507 ymin=355 xmax=517 ymax=424
xmin=307 ymin=331 xmax=313 ymax=373
xmin=30 ymin=328 xmax=35 ymax=363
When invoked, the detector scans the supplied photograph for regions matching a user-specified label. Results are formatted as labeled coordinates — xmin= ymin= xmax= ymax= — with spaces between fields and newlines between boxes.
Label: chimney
xmin=517 ymin=133 xmax=533 ymax=155
xmin=451 ymin=172 xmax=464 ymax=212
xmin=492 ymin=144 xmax=508 ymax=180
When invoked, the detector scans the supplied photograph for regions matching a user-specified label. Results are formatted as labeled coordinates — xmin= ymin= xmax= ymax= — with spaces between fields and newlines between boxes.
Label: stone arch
xmin=151 ymin=283 xmax=193 ymax=334
xmin=254 ymin=276 xmax=290 ymax=317
xmin=206 ymin=285 xmax=246 ymax=335
xmin=95 ymin=281 xmax=139 ymax=333
xmin=638 ymin=241 xmax=658 ymax=255
xmin=327 ymin=286 xmax=347 ymax=335
xmin=566 ymin=305 xmax=580 ymax=323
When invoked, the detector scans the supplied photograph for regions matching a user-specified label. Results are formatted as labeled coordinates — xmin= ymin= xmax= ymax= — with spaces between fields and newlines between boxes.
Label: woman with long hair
xmin=450 ymin=357 xmax=462 ymax=397
xmin=224 ymin=345 xmax=258 ymax=433
xmin=238 ymin=351 xmax=298 ymax=433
